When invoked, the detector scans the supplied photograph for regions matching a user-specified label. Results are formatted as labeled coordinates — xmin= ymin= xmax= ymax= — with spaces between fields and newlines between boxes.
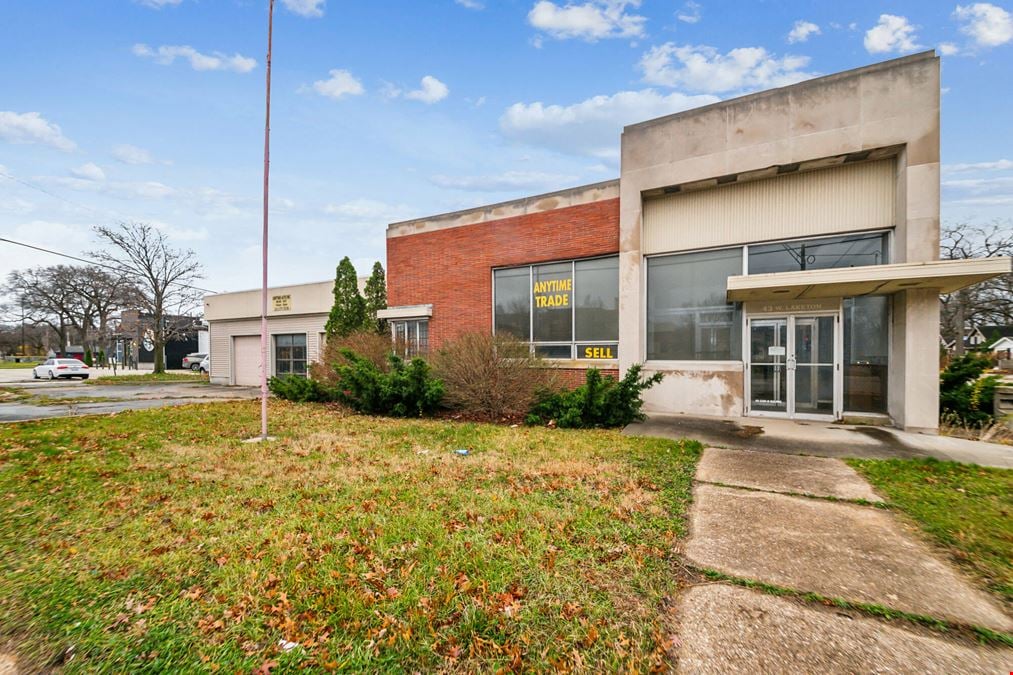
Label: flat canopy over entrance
xmin=727 ymin=257 xmax=1012 ymax=302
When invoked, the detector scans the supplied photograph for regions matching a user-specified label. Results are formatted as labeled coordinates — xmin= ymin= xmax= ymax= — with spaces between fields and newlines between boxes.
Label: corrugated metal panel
xmin=206 ymin=315 xmax=327 ymax=384
xmin=643 ymin=160 xmax=896 ymax=255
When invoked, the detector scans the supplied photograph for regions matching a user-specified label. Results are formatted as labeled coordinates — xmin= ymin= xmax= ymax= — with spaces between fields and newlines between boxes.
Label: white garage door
xmin=232 ymin=336 xmax=263 ymax=386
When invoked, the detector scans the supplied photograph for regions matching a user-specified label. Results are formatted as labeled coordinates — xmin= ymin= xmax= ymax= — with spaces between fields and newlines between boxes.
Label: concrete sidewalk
xmin=626 ymin=413 xmax=1013 ymax=468
xmin=675 ymin=448 xmax=1012 ymax=672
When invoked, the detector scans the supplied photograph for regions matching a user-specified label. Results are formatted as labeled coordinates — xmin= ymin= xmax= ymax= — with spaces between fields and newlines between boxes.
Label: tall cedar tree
xmin=363 ymin=262 xmax=388 ymax=333
xmin=325 ymin=257 xmax=366 ymax=337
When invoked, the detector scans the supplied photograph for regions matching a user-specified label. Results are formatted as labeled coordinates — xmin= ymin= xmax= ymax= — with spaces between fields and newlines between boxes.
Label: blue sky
xmin=1 ymin=0 xmax=1011 ymax=295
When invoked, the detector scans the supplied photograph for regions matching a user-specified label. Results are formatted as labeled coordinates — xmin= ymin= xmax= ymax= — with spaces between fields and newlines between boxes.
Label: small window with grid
xmin=274 ymin=333 xmax=307 ymax=376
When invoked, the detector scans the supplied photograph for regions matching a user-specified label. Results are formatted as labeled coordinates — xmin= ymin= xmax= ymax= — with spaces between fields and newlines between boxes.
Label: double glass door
xmin=748 ymin=314 xmax=837 ymax=418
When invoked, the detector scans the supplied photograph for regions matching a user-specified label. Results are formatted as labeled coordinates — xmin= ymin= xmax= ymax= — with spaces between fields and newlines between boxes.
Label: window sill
xmin=643 ymin=360 xmax=743 ymax=371
xmin=543 ymin=359 xmax=619 ymax=369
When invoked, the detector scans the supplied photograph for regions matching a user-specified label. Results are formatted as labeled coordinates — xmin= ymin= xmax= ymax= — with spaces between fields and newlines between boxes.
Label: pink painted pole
xmin=260 ymin=0 xmax=274 ymax=440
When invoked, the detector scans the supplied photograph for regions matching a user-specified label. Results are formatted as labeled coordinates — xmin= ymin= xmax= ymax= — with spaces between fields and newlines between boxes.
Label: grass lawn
xmin=848 ymin=458 xmax=1013 ymax=606
xmin=0 ymin=362 xmax=40 ymax=369
xmin=87 ymin=372 xmax=207 ymax=385
xmin=0 ymin=401 xmax=700 ymax=672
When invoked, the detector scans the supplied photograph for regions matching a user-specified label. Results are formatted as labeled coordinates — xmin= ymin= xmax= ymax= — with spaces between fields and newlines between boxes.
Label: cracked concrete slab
xmin=676 ymin=584 xmax=1012 ymax=674
xmin=696 ymin=447 xmax=883 ymax=501
xmin=685 ymin=484 xmax=1012 ymax=632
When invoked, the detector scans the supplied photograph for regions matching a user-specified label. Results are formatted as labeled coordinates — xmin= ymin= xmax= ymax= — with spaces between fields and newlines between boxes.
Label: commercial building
xmin=204 ymin=279 xmax=363 ymax=386
xmin=381 ymin=52 xmax=1011 ymax=432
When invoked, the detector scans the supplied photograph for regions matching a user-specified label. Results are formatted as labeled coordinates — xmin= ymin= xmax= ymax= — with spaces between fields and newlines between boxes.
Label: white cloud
xmin=282 ymin=0 xmax=325 ymax=18
xmin=430 ymin=170 xmax=580 ymax=192
xmin=70 ymin=163 xmax=106 ymax=182
xmin=864 ymin=14 xmax=921 ymax=54
xmin=943 ymin=159 xmax=1013 ymax=172
xmin=500 ymin=88 xmax=719 ymax=159
xmin=132 ymin=43 xmax=257 ymax=73
xmin=944 ymin=176 xmax=1013 ymax=192
xmin=639 ymin=44 xmax=815 ymax=94
xmin=405 ymin=76 xmax=450 ymax=104
xmin=676 ymin=1 xmax=701 ymax=24
xmin=455 ymin=0 xmax=484 ymax=9
xmin=112 ymin=144 xmax=161 ymax=165
xmin=0 ymin=196 xmax=35 ymax=215
xmin=528 ymin=0 xmax=646 ymax=41
xmin=310 ymin=69 xmax=365 ymax=99
xmin=788 ymin=20 xmax=821 ymax=43
xmin=954 ymin=3 xmax=1013 ymax=47
xmin=0 ymin=111 xmax=77 ymax=152
xmin=0 ymin=221 xmax=94 ymax=274
xmin=939 ymin=41 xmax=961 ymax=55
xmin=133 ymin=0 xmax=183 ymax=7
xmin=324 ymin=198 xmax=414 ymax=222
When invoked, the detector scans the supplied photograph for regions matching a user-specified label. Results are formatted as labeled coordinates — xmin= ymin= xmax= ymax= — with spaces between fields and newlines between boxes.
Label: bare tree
xmin=940 ymin=220 xmax=1013 ymax=355
xmin=3 ymin=266 xmax=81 ymax=350
xmin=91 ymin=222 xmax=204 ymax=373
xmin=66 ymin=266 xmax=142 ymax=353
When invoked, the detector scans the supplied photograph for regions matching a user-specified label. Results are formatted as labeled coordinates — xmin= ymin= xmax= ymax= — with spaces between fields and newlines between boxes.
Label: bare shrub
xmin=310 ymin=330 xmax=403 ymax=385
xmin=432 ymin=332 xmax=557 ymax=419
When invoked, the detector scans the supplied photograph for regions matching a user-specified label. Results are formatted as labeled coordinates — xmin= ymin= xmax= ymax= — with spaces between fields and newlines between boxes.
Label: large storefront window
xmin=748 ymin=232 xmax=889 ymax=274
xmin=843 ymin=296 xmax=889 ymax=413
xmin=647 ymin=248 xmax=742 ymax=361
xmin=275 ymin=334 xmax=307 ymax=376
xmin=493 ymin=256 xmax=619 ymax=360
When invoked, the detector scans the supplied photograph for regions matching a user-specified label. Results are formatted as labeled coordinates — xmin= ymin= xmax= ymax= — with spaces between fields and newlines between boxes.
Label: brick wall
xmin=387 ymin=198 xmax=620 ymax=349
xmin=553 ymin=368 xmax=620 ymax=388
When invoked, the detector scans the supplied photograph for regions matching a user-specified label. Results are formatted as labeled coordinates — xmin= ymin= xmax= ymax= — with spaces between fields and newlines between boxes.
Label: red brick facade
xmin=387 ymin=197 xmax=620 ymax=350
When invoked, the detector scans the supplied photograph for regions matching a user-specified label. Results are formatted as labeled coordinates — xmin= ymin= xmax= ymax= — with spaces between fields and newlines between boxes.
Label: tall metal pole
xmin=260 ymin=0 xmax=274 ymax=440
xmin=20 ymin=296 xmax=26 ymax=357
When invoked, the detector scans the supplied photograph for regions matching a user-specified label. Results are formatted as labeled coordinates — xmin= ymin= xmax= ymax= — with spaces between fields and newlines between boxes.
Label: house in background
xmin=967 ymin=325 xmax=1013 ymax=353
xmin=114 ymin=310 xmax=200 ymax=370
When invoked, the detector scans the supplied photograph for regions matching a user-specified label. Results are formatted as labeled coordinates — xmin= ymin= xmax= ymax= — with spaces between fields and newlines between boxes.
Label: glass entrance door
xmin=748 ymin=314 xmax=838 ymax=419
xmin=749 ymin=319 xmax=788 ymax=414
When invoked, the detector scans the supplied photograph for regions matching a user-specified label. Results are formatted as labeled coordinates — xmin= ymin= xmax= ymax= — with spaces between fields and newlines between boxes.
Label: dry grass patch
xmin=0 ymin=400 xmax=700 ymax=672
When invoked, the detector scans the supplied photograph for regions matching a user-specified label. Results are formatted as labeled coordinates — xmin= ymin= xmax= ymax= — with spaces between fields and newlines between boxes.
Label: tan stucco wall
xmin=618 ymin=51 xmax=941 ymax=430
xmin=204 ymin=280 xmax=334 ymax=322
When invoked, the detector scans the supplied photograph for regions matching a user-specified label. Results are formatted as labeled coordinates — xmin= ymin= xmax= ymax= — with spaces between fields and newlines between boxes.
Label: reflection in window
xmin=843 ymin=296 xmax=889 ymax=413
xmin=647 ymin=248 xmax=742 ymax=361
xmin=275 ymin=334 xmax=307 ymax=376
xmin=493 ymin=267 xmax=530 ymax=340
xmin=748 ymin=232 xmax=889 ymax=274
xmin=493 ymin=256 xmax=619 ymax=359
xmin=575 ymin=256 xmax=619 ymax=341
xmin=391 ymin=319 xmax=429 ymax=357
xmin=533 ymin=262 xmax=572 ymax=342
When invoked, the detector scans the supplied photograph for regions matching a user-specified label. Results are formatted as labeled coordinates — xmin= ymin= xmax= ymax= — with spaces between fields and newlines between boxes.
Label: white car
xmin=33 ymin=358 xmax=90 ymax=380
xmin=198 ymin=355 xmax=210 ymax=374
xmin=182 ymin=352 xmax=208 ymax=371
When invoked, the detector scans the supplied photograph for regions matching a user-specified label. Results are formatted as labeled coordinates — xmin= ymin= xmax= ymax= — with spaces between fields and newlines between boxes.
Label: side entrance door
xmin=747 ymin=313 xmax=839 ymax=419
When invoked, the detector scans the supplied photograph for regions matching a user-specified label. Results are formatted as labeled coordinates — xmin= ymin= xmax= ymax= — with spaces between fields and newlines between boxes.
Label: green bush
xmin=526 ymin=365 xmax=664 ymax=429
xmin=268 ymin=374 xmax=335 ymax=402
xmin=333 ymin=348 xmax=443 ymax=417
xmin=84 ymin=349 xmax=93 ymax=367
xmin=940 ymin=353 xmax=999 ymax=426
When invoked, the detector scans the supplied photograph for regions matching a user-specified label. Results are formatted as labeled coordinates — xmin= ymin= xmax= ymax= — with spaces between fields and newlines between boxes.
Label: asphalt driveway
xmin=0 ymin=380 xmax=259 ymax=423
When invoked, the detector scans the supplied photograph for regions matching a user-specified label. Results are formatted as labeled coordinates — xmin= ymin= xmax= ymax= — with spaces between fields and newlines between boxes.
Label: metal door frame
xmin=745 ymin=309 xmax=842 ymax=421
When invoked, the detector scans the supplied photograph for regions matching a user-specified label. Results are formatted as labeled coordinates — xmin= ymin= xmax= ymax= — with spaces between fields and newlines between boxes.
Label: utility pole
xmin=20 ymin=295 xmax=26 ymax=357
xmin=259 ymin=0 xmax=275 ymax=440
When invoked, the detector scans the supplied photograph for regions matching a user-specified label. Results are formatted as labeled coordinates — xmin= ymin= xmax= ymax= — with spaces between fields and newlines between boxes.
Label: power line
xmin=0 ymin=237 xmax=220 ymax=295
